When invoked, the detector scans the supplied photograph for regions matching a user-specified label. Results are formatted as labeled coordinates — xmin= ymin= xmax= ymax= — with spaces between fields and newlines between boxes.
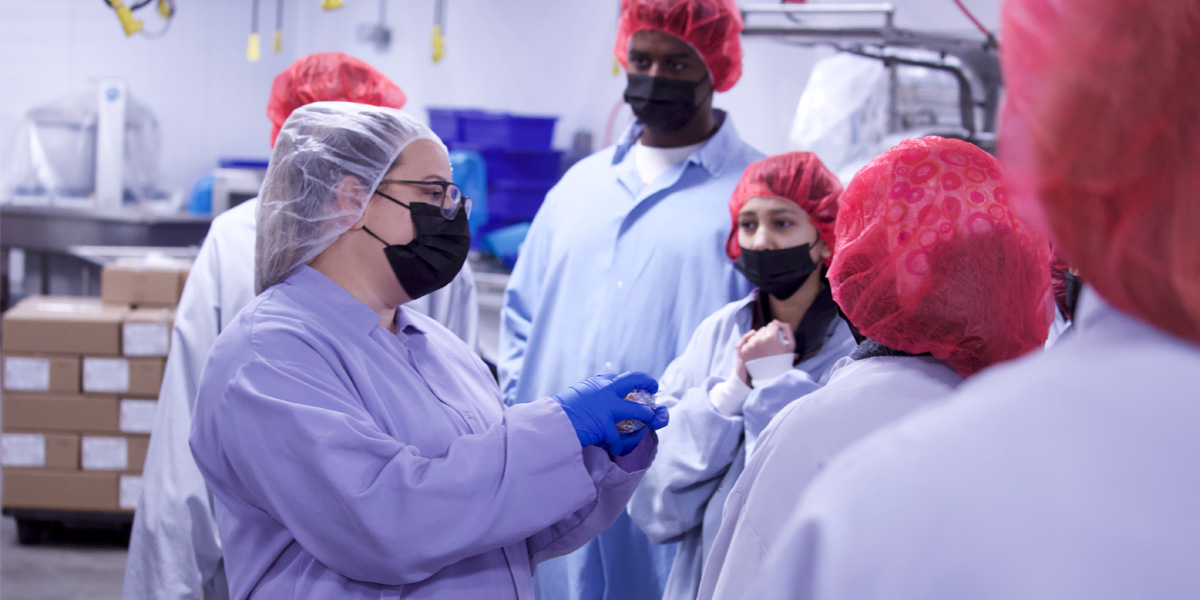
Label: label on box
xmin=35 ymin=301 xmax=105 ymax=314
xmin=82 ymin=436 xmax=129 ymax=471
xmin=4 ymin=357 xmax=51 ymax=392
xmin=1 ymin=433 xmax=46 ymax=467
xmin=123 ymin=322 xmax=170 ymax=356
xmin=83 ymin=357 xmax=131 ymax=393
xmin=120 ymin=475 xmax=144 ymax=510
xmin=120 ymin=399 xmax=158 ymax=433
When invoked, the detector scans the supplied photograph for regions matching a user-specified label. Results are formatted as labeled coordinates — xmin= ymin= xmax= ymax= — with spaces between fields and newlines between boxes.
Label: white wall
xmin=0 ymin=0 xmax=1001 ymax=196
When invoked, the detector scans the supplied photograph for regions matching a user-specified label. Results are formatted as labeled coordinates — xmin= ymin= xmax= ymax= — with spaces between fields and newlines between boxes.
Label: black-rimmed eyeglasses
xmin=378 ymin=179 xmax=472 ymax=220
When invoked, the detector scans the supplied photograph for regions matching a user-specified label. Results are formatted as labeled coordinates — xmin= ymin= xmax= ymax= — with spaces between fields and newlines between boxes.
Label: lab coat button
xmin=617 ymin=280 xmax=624 ymax=290
xmin=605 ymin=361 xmax=614 ymax=371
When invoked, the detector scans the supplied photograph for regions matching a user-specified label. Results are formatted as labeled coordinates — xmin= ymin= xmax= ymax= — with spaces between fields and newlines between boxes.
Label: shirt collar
xmin=393 ymin=306 xmax=426 ymax=342
xmin=612 ymin=109 xmax=742 ymax=179
xmin=283 ymin=266 xmax=393 ymax=335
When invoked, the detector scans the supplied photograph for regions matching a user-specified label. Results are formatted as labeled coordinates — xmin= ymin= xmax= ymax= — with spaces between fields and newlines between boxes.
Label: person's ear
xmin=816 ymin=239 xmax=832 ymax=261
xmin=335 ymin=176 xmax=370 ymax=230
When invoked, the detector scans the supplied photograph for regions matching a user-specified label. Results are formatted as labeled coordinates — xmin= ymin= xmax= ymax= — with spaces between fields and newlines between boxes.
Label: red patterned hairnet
xmin=726 ymin=152 xmax=843 ymax=262
xmin=1001 ymin=0 xmax=1200 ymax=344
xmin=267 ymin=52 xmax=407 ymax=147
xmin=829 ymin=136 xmax=1052 ymax=377
xmin=614 ymin=0 xmax=744 ymax=92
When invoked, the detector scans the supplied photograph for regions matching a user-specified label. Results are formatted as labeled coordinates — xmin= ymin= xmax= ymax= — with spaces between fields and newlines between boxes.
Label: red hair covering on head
xmin=829 ymin=136 xmax=1053 ymax=377
xmin=1001 ymin=0 xmax=1200 ymax=344
xmin=726 ymin=152 xmax=843 ymax=263
xmin=613 ymin=0 xmax=744 ymax=92
xmin=267 ymin=52 xmax=407 ymax=147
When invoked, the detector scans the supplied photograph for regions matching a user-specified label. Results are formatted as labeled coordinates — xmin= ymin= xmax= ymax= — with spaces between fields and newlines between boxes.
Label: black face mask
xmin=623 ymin=73 xmax=710 ymax=133
xmin=363 ymin=199 xmax=471 ymax=301
xmin=734 ymin=244 xmax=819 ymax=300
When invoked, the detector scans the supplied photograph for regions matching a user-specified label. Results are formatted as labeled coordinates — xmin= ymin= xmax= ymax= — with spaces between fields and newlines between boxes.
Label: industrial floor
xmin=0 ymin=516 xmax=128 ymax=599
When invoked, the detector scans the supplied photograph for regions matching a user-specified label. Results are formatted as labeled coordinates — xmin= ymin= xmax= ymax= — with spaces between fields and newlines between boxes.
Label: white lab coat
xmin=123 ymin=199 xmax=479 ymax=600
xmin=628 ymin=292 xmax=855 ymax=600
xmin=750 ymin=288 xmax=1200 ymax=600
xmin=698 ymin=353 xmax=963 ymax=600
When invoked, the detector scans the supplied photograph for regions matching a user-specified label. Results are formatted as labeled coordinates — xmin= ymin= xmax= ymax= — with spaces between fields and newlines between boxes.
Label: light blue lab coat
xmin=500 ymin=114 xmax=761 ymax=600
xmin=189 ymin=267 xmax=654 ymax=599
xmin=746 ymin=288 xmax=1200 ymax=600
xmin=628 ymin=291 xmax=856 ymax=600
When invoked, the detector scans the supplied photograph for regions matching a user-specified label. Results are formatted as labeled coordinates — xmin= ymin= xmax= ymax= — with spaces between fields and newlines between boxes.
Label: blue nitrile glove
xmin=597 ymin=405 xmax=670 ymax=456
xmin=553 ymin=371 xmax=659 ymax=457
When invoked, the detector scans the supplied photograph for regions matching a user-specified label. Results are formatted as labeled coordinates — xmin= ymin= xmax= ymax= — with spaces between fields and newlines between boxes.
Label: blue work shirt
xmin=190 ymin=267 xmax=655 ymax=599
xmin=500 ymin=113 xmax=761 ymax=600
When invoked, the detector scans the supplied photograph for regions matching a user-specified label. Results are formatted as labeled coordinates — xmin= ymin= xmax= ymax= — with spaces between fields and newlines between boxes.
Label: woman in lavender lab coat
xmin=189 ymin=101 xmax=668 ymax=599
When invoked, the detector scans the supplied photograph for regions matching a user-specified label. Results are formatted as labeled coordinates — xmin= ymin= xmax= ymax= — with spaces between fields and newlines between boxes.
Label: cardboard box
xmin=2 ymin=393 xmax=121 ymax=433
xmin=82 ymin=357 xmax=165 ymax=396
xmin=119 ymin=398 xmax=158 ymax=434
xmin=101 ymin=261 xmax=190 ymax=308
xmin=122 ymin=309 xmax=174 ymax=357
xmin=1 ymin=431 xmax=80 ymax=469
xmin=1 ymin=297 xmax=128 ymax=355
xmin=2 ymin=469 xmax=123 ymax=512
xmin=3 ymin=354 xmax=80 ymax=393
xmin=81 ymin=434 xmax=149 ymax=473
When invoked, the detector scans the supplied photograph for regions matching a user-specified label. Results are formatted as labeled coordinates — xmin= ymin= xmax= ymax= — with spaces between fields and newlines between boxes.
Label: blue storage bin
xmin=489 ymin=179 xmax=555 ymax=221
xmin=428 ymin=108 xmax=485 ymax=144
xmin=461 ymin=113 xmax=557 ymax=150
xmin=451 ymin=143 xmax=562 ymax=183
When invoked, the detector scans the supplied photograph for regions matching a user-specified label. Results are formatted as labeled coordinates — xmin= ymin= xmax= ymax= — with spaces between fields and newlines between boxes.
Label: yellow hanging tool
xmin=247 ymin=33 xmax=261 ymax=61
xmin=157 ymin=0 xmax=173 ymax=18
xmin=432 ymin=25 xmax=445 ymax=63
xmin=322 ymin=0 xmax=344 ymax=10
xmin=109 ymin=0 xmax=145 ymax=36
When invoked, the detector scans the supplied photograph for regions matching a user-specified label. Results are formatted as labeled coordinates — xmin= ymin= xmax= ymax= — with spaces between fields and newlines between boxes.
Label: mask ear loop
xmin=361 ymin=226 xmax=391 ymax=246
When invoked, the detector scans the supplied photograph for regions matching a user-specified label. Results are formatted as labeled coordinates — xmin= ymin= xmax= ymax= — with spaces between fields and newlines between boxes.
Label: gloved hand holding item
xmin=553 ymin=372 xmax=661 ymax=457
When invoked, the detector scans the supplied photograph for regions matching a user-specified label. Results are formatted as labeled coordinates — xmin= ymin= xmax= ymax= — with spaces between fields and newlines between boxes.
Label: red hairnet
xmin=726 ymin=152 xmax=843 ymax=262
xmin=267 ymin=52 xmax=407 ymax=147
xmin=614 ymin=0 xmax=744 ymax=92
xmin=1001 ymin=0 xmax=1200 ymax=344
xmin=829 ymin=136 xmax=1052 ymax=377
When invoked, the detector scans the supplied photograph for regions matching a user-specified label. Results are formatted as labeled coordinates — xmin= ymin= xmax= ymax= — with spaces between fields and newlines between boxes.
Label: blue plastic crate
xmin=460 ymin=113 xmax=557 ymax=150
xmin=451 ymin=143 xmax=562 ymax=183
xmin=428 ymin=108 xmax=485 ymax=144
xmin=488 ymin=179 xmax=555 ymax=221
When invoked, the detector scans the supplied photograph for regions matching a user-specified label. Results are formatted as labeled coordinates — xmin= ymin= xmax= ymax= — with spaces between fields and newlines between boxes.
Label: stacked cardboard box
xmin=2 ymin=259 xmax=185 ymax=515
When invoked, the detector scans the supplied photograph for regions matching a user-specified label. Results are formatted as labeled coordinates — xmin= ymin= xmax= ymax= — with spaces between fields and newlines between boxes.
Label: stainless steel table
xmin=0 ymin=205 xmax=211 ymax=309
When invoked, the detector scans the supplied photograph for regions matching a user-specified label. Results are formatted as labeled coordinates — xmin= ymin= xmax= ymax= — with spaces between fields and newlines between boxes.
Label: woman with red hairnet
xmin=500 ymin=1 xmax=760 ymax=598
xmin=124 ymin=52 xmax=478 ymax=600
xmin=627 ymin=152 xmax=856 ymax=600
xmin=698 ymin=135 xmax=1054 ymax=600
xmin=744 ymin=2 xmax=1200 ymax=598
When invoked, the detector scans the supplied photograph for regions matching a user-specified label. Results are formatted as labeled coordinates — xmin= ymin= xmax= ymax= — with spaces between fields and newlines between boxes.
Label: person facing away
xmin=499 ymin=1 xmax=761 ymax=598
xmin=744 ymin=2 xmax=1200 ymax=598
xmin=189 ymin=101 xmax=671 ymax=599
xmin=123 ymin=52 xmax=477 ymax=600
xmin=699 ymin=135 xmax=1054 ymax=599
xmin=628 ymin=152 xmax=857 ymax=600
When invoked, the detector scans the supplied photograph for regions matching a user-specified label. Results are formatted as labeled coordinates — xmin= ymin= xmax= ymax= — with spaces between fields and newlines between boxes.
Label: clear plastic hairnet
xmin=614 ymin=0 xmax=744 ymax=92
xmin=267 ymin=52 xmax=407 ymax=147
xmin=829 ymin=136 xmax=1052 ymax=377
xmin=1001 ymin=0 xmax=1200 ymax=344
xmin=726 ymin=152 xmax=844 ymax=262
xmin=255 ymin=101 xmax=445 ymax=293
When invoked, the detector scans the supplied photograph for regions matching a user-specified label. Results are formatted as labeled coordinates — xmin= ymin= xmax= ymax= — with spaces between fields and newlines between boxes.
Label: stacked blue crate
xmin=429 ymin=108 xmax=561 ymax=266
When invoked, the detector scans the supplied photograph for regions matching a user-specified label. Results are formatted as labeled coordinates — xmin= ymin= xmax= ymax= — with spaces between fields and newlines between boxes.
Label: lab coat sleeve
xmin=526 ymin=433 xmax=658 ymax=564
xmin=124 ymin=230 xmax=227 ymax=600
xmin=627 ymin=376 xmax=744 ymax=544
xmin=200 ymin=356 xmax=606 ymax=587
xmin=498 ymin=201 xmax=553 ymax=405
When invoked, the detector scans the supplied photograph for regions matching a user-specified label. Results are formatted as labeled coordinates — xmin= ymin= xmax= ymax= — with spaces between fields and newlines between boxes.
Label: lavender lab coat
xmin=190 ymin=266 xmax=654 ymax=599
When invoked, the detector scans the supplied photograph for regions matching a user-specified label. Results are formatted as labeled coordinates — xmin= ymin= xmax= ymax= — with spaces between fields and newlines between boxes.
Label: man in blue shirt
xmin=499 ymin=1 xmax=759 ymax=598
